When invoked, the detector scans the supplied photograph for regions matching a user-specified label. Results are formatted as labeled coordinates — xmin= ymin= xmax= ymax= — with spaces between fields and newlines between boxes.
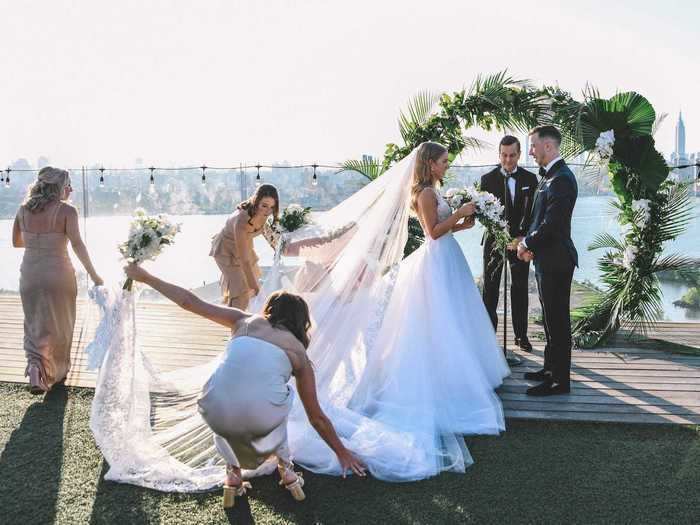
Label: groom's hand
xmin=516 ymin=241 xmax=534 ymax=262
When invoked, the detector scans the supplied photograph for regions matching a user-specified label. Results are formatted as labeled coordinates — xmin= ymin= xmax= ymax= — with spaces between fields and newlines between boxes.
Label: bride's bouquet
xmin=444 ymin=186 xmax=512 ymax=251
xmin=264 ymin=204 xmax=313 ymax=257
xmin=118 ymin=208 xmax=181 ymax=291
xmin=277 ymin=203 xmax=312 ymax=232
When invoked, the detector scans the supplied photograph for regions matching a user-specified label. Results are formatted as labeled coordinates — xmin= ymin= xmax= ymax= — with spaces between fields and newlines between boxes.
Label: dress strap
xmin=18 ymin=206 xmax=26 ymax=231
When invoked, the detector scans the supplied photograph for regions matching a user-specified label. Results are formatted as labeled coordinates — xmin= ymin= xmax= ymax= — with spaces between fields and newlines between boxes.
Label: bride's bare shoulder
xmin=417 ymin=187 xmax=438 ymax=208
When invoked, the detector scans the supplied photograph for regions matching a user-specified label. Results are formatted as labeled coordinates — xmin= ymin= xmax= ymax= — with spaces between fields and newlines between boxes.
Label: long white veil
xmin=87 ymin=149 xmax=474 ymax=492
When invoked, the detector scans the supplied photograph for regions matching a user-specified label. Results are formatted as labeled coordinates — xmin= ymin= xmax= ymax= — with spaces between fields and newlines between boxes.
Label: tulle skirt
xmin=287 ymin=233 xmax=510 ymax=481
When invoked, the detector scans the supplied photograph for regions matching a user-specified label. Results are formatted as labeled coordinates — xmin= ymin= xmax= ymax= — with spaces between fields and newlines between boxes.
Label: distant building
xmin=670 ymin=112 xmax=696 ymax=182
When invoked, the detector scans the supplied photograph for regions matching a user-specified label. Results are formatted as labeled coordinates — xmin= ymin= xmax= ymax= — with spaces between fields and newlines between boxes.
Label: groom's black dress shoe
xmin=526 ymin=379 xmax=570 ymax=396
xmin=523 ymin=368 xmax=551 ymax=381
xmin=514 ymin=337 xmax=533 ymax=353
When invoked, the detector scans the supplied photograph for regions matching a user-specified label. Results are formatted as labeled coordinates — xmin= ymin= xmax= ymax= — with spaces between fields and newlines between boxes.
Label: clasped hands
xmin=510 ymin=236 xmax=534 ymax=262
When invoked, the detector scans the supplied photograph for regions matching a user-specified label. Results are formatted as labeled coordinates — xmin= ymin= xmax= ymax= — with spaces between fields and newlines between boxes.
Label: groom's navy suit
xmin=524 ymin=159 xmax=578 ymax=386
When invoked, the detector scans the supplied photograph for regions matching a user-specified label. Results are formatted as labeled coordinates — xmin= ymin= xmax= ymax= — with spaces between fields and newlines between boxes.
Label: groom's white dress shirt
xmin=499 ymin=167 xmax=517 ymax=205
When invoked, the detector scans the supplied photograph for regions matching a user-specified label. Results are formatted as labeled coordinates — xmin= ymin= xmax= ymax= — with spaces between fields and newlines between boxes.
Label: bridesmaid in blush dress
xmin=12 ymin=167 xmax=103 ymax=394
xmin=210 ymin=183 xmax=281 ymax=310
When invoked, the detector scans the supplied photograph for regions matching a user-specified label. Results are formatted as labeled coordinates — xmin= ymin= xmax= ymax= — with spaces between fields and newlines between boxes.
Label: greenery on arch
xmin=340 ymin=71 xmax=693 ymax=347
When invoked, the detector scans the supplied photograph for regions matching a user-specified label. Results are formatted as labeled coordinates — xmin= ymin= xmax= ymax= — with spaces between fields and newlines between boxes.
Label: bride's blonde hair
xmin=23 ymin=167 xmax=70 ymax=213
xmin=410 ymin=142 xmax=447 ymax=213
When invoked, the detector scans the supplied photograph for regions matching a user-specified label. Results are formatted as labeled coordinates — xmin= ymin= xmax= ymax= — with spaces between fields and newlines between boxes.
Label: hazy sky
xmin=1 ymin=0 xmax=697 ymax=168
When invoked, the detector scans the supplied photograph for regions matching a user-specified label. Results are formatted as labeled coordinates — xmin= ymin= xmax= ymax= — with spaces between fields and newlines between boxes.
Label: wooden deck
xmin=1 ymin=294 xmax=699 ymax=425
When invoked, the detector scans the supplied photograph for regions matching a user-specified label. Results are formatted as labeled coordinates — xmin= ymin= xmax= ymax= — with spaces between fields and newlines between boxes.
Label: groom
xmin=480 ymin=136 xmax=538 ymax=358
xmin=517 ymin=126 xmax=578 ymax=396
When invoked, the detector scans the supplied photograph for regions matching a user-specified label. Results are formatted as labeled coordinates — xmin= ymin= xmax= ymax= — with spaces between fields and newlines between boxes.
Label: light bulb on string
xmin=4 ymin=169 xmax=10 ymax=188
xmin=99 ymin=167 xmax=105 ymax=188
xmin=312 ymin=164 xmax=318 ymax=187
xmin=200 ymin=165 xmax=207 ymax=186
xmin=255 ymin=164 xmax=261 ymax=188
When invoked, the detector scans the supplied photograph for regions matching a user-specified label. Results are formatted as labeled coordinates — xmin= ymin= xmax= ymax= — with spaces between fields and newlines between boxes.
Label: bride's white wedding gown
xmin=86 ymin=149 xmax=509 ymax=490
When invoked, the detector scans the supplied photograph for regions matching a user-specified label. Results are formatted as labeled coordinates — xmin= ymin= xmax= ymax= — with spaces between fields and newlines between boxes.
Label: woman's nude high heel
xmin=222 ymin=465 xmax=251 ymax=509
xmin=278 ymin=462 xmax=305 ymax=501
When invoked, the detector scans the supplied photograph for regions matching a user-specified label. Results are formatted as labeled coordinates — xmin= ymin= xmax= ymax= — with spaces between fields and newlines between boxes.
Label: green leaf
xmin=612 ymin=135 xmax=668 ymax=192
xmin=398 ymin=91 xmax=441 ymax=144
xmin=339 ymin=159 xmax=386 ymax=181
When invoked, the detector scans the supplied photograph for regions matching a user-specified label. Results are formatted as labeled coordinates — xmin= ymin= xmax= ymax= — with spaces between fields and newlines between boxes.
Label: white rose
xmin=631 ymin=199 xmax=651 ymax=227
xmin=622 ymin=244 xmax=638 ymax=269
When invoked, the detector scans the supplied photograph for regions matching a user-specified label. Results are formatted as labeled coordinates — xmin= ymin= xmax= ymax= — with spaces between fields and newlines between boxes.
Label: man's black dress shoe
xmin=514 ymin=337 xmax=533 ymax=353
xmin=523 ymin=368 xmax=551 ymax=381
xmin=526 ymin=379 xmax=570 ymax=396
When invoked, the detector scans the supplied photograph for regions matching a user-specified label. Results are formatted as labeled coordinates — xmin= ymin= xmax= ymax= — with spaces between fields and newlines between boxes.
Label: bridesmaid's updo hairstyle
xmin=23 ymin=167 xmax=71 ymax=213
xmin=263 ymin=290 xmax=311 ymax=349
xmin=238 ymin=183 xmax=280 ymax=226
xmin=411 ymin=142 xmax=448 ymax=213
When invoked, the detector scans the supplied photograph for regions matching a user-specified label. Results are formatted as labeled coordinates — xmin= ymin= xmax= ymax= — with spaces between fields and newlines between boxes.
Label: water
xmin=2 ymin=196 xmax=698 ymax=320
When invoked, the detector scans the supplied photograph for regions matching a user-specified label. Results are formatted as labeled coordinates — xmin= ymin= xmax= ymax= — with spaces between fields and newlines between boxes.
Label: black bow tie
xmin=538 ymin=167 xmax=547 ymax=178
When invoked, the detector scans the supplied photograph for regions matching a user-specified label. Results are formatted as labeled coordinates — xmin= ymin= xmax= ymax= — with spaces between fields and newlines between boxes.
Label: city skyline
xmin=1 ymin=0 xmax=698 ymax=168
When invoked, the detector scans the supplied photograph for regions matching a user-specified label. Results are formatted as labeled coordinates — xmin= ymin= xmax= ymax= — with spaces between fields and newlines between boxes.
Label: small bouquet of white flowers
xmin=277 ymin=203 xmax=312 ymax=233
xmin=118 ymin=208 xmax=181 ymax=291
xmin=444 ymin=186 xmax=512 ymax=251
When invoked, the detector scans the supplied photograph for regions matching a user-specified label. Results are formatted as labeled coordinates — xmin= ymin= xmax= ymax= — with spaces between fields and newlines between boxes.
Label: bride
xmin=87 ymin=142 xmax=509 ymax=491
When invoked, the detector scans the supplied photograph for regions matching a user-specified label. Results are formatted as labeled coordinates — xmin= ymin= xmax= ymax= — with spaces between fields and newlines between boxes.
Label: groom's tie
xmin=538 ymin=166 xmax=547 ymax=178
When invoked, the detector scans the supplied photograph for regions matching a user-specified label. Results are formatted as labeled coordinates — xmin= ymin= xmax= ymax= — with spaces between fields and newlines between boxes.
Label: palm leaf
xmin=589 ymin=232 xmax=625 ymax=252
xmin=649 ymin=254 xmax=698 ymax=275
xmin=654 ymin=182 xmax=694 ymax=242
xmin=652 ymin=112 xmax=668 ymax=136
xmin=462 ymin=136 xmax=490 ymax=152
xmin=339 ymin=159 xmax=385 ymax=181
xmin=398 ymin=91 xmax=441 ymax=144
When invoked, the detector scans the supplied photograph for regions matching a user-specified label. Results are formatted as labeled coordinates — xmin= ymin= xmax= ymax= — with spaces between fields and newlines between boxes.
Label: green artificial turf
xmin=1 ymin=382 xmax=698 ymax=524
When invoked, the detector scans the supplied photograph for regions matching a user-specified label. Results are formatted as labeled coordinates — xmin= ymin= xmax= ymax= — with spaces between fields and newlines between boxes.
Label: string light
xmin=312 ymin=163 xmax=318 ymax=186
xmin=255 ymin=164 xmax=261 ymax=188
xmin=149 ymin=166 xmax=155 ymax=185
xmin=4 ymin=168 xmax=10 ymax=188
xmin=99 ymin=167 xmax=105 ymax=187
xmin=200 ymin=165 xmax=207 ymax=185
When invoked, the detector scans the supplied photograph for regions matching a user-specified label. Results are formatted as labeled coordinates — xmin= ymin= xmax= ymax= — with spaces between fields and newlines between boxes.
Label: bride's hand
xmin=458 ymin=202 xmax=476 ymax=217
xmin=124 ymin=263 xmax=150 ymax=283
xmin=336 ymin=448 xmax=367 ymax=478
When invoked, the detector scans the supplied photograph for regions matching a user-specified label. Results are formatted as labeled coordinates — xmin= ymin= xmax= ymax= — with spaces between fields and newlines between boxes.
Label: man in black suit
xmin=517 ymin=125 xmax=578 ymax=396
xmin=480 ymin=136 xmax=538 ymax=360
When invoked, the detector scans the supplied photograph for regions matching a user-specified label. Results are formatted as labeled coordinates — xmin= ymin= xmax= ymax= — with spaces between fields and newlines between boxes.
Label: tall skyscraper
xmin=675 ymin=111 xmax=686 ymax=159
xmin=670 ymin=111 xmax=693 ymax=182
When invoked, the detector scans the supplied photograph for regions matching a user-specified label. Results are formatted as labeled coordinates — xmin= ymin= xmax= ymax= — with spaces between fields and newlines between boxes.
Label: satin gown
xmin=197 ymin=317 xmax=294 ymax=469
xmin=18 ymin=203 xmax=77 ymax=389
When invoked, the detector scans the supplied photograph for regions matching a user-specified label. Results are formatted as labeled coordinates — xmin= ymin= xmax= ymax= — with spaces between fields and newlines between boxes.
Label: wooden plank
xmin=502 ymin=399 xmax=700 ymax=416
xmin=498 ymin=391 xmax=700 ymax=406
xmin=504 ymin=409 xmax=700 ymax=425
